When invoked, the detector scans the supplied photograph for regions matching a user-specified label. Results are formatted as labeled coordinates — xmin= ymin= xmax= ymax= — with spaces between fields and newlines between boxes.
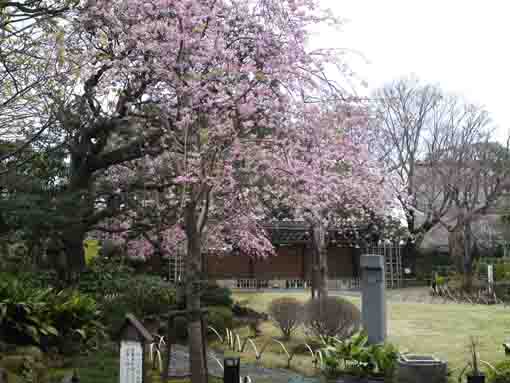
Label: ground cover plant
xmin=0 ymin=274 xmax=104 ymax=353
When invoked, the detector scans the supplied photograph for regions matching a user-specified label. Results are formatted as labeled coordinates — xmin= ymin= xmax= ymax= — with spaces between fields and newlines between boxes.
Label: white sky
xmin=315 ymin=0 xmax=510 ymax=143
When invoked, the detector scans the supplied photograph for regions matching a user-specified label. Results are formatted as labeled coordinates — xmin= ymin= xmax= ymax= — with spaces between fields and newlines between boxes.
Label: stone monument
xmin=361 ymin=254 xmax=387 ymax=344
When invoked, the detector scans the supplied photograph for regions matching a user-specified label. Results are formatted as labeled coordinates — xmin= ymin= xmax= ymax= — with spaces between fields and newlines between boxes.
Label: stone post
xmin=361 ymin=254 xmax=387 ymax=344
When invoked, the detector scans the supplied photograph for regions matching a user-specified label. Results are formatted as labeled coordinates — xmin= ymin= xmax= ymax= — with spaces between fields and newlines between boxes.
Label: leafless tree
xmin=436 ymin=135 xmax=510 ymax=289
xmin=374 ymin=77 xmax=510 ymax=289
xmin=373 ymin=77 xmax=458 ymax=246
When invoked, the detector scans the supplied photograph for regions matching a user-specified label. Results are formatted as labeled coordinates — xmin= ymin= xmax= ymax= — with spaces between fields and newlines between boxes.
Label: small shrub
xmin=0 ymin=276 xmax=56 ymax=346
xmin=488 ymin=359 xmax=510 ymax=383
xmin=321 ymin=332 xmax=398 ymax=379
xmin=77 ymin=256 xmax=135 ymax=299
xmin=232 ymin=303 xmax=267 ymax=337
xmin=202 ymin=283 xmax=233 ymax=307
xmin=169 ymin=306 xmax=233 ymax=341
xmin=208 ymin=306 xmax=233 ymax=336
xmin=0 ymin=275 xmax=103 ymax=353
xmin=435 ymin=275 xmax=446 ymax=286
xmin=304 ymin=296 xmax=360 ymax=340
xmin=100 ymin=275 xmax=175 ymax=335
xmin=176 ymin=283 xmax=233 ymax=309
xmin=493 ymin=263 xmax=510 ymax=282
xmin=269 ymin=297 xmax=303 ymax=340
xmin=46 ymin=289 xmax=105 ymax=353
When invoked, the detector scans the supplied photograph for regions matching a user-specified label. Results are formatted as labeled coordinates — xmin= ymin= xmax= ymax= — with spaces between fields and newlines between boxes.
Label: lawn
xmin=230 ymin=291 xmax=510 ymax=376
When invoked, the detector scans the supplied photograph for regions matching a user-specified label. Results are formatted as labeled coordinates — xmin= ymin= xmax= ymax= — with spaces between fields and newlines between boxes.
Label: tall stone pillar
xmin=361 ymin=254 xmax=387 ymax=344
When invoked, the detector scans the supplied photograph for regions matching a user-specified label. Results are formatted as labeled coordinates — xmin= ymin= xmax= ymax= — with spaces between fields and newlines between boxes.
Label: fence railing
xmin=226 ymin=278 xmax=360 ymax=290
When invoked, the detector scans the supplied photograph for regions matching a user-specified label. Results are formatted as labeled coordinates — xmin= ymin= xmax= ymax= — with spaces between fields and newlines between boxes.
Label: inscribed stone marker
xmin=361 ymin=254 xmax=387 ymax=344
xmin=117 ymin=314 xmax=153 ymax=383
xmin=120 ymin=341 xmax=143 ymax=383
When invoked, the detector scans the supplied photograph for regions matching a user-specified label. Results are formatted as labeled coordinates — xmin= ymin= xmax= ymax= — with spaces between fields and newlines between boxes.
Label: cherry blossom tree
xmin=77 ymin=0 xmax=390 ymax=381
xmin=247 ymin=101 xmax=392 ymax=298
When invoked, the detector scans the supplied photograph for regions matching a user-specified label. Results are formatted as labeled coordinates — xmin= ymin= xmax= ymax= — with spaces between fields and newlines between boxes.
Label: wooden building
xmin=206 ymin=221 xmax=403 ymax=289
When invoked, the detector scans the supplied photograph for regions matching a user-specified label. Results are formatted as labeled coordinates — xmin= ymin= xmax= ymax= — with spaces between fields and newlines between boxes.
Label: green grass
xmin=48 ymin=346 xmax=121 ymax=383
xmin=231 ymin=291 xmax=510 ymax=377
xmin=44 ymin=290 xmax=509 ymax=381
xmin=47 ymin=346 xmax=222 ymax=383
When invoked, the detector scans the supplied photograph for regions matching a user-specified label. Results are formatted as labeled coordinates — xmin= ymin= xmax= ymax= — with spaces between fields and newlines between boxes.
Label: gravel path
xmin=167 ymin=345 xmax=386 ymax=383
xmin=167 ymin=344 xmax=318 ymax=383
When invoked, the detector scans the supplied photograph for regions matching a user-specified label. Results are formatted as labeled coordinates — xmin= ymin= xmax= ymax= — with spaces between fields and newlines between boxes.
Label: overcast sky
xmin=315 ymin=0 xmax=509 ymax=143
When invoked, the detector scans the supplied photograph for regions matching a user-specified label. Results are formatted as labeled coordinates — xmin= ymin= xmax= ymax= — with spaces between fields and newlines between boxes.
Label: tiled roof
xmin=262 ymin=221 xmax=378 ymax=245
xmin=263 ymin=222 xmax=310 ymax=243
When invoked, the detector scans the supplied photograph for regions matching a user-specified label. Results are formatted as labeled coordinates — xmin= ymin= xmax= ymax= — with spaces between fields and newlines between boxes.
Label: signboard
xmin=119 ymin=340 xmax=143 ymax=383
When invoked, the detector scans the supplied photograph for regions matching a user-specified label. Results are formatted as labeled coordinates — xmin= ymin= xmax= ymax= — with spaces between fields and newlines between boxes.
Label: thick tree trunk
xmin=448 ymin=220 xmax=476 ymax=292
xmin=184 ymin=205 xmax=207 ymax=383
xmin=310 ymin=223 xmax=328 ymax=299
xmin=61 ymin=227 xmax=87 ymax=282
xmin=56 ymin=157 xmax=93 ymax=284
xmin=448 ymin=226 xmax=464 ymax=274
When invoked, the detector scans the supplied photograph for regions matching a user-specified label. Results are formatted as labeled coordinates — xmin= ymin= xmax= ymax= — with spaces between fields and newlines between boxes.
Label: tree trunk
xmin=57 ymin=157 xmax=94 ymax=284
xmin=462 ymin=221 xmax=474 ymax=292
xmin=448 ymin=226 xmax=464 ymax=274
xmin=448 ymin=220 xmax=476 ymax=292
xmin=61 ymin=227 xmax=87 ymax=283
xmin=310 ymin=223 xmax=328 ymax=299
xmin=184 ymin=205 xmax=208 ymax=383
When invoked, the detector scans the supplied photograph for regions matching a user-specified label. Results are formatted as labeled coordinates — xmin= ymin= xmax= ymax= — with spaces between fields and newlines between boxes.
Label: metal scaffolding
xmin=363 ymin=243 xmax=403 ymax=289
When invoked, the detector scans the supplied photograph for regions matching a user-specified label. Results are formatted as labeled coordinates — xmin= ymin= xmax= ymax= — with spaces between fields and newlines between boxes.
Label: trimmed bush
xmin=202 ymin=284 xmax=233 ymax=307
xmin=488 ymin=359 xmax=510 ymax=383
xmin=176 ymin=283 xmax=233 ymax=309
xmin=170 ymin=305 xmax=233 ymax=341
xmin=304 ymin=296 xmax=360 ymax=340
xmin=269 ymin=297 xmax=303 ymax=340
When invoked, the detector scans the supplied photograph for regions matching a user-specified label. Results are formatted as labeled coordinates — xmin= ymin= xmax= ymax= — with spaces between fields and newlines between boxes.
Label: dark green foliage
xmin=100 ymin=275 xmax=175 ymax=335
xmin=304 ymin=297 xmax=361 ymax=340
xmin=321 ymin=332 xmax=398 ymax=380
xmin=77 ymin=256 xmax=135 ymax=299
xmin=494 ymin=263 xmax=510 ymax=282
xmin=48 ymin=346 xmax=120 ymax=383
xmin=488 ymin=359 xmax=510 ymax=383
xmin=415 ymin=250 xmax=452 ymax=281
xmin=176 ymin=283 xmax=233 ymax=309
xmin=0 ymin=275 xmax=104 ymax=353
xmin=207 ymin=305 xmax=233 ymax=336
xmin=46 ymin=290 xmax=105 ymax=353
xmin=201 ymin=284 xmax=233 ymax=307
xmin=171 ymin=306 xmax=233 ymax=342
xmin=169 ymin=283 xmax=233 ymax=341
xmin=0 ymin=274 xmax=57 ymax=346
